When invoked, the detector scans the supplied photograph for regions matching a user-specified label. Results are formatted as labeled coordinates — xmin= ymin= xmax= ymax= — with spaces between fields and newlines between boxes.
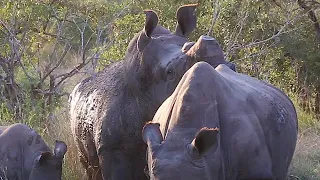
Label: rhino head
xmin=143 ymin=123 xmax=220 ymax=180
xmin=125 ymin=4 xmax=231 ymax=116
xmin=29 ymin=140 xmax=67 ymax=180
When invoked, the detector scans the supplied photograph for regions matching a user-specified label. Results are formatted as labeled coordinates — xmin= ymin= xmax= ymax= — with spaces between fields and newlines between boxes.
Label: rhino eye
xmin=166 ymin=68 xmax=175 ymax=81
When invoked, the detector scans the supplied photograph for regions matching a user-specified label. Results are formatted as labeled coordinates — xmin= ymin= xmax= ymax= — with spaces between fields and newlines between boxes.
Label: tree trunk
xmin=315 ymin=84 xmax=320 ymax=114
xmin=0 ymin=56 xmax=23 ymax=120
xmin=297 ymin=0 xmax=320 ymax=43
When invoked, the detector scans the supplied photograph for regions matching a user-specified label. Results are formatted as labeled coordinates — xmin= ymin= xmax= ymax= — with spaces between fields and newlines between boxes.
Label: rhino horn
xmin=54 ymin=140 xmax=67 ymax=159
xmin=186 ymin=35 xmax=225 ymax=66
xmin=137 ymin=10 xmax=159 ymax=51
xmin=175 ymin=4 xmax=198 ymax=37
xmin=186 ymin=35 xmax=222 ymax=58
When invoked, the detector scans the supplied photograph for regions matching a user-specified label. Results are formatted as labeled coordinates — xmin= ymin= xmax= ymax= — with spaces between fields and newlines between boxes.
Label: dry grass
xmin=40 ymin=69 xmax=88 ymax=180
xmin=287 ymin=99 xmax=320 ymax=180
xmin=43 ymin=108 xmax=86 ymax=180
xmin=288 ymin=131 xmax=320 ymax=180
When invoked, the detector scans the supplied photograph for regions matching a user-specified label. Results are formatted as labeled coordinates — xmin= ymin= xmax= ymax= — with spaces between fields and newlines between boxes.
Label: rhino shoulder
xmin=69 ymin=61 xmax=126 ymax=124
xmin=0 ymin=123 xmax=32 ymax=137
xmin=0 ymin=123 xmax=48 ymax=148
xmin=74 ymin=61 xmax=125 ymax=97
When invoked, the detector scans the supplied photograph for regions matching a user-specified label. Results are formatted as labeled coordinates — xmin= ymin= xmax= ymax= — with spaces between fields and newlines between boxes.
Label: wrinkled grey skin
xmin=69 ymin=4 xmax=234 ymax=180
xmin=0 ymin=123 xmax=67 ymax=180
xmin=143 ymin=62 xmax=298 ymax=180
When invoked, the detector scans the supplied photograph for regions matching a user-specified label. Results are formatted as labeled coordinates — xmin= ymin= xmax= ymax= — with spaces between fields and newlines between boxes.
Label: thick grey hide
xmin=143 ymin=62 xmax=298 ymax=180
xmin=0 ymin=123 xmax=67 ymax=180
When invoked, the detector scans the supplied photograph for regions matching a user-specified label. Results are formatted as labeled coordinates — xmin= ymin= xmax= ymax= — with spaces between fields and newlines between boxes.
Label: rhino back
xmin=214 ymin=64 xmax=297 ymax=131
xmin=208 ymin=64 xmax=297 ymax=178
xmin=154 ymin=62 xmax=297 ymax=138
xmin=0 ymin=123 xmax=50 ymax=180
xmin=213 ymin=64 xmax=297 ymax=178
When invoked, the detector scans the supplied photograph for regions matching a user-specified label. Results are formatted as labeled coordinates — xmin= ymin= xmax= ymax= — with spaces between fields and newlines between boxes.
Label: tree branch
xmin=228 ymin=8 xmax=312 ymax=52
xmin=208 ymin=0 xmax=221 ymax=36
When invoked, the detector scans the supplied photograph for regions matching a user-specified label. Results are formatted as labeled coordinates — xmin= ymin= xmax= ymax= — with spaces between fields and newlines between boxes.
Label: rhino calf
xmin=0 ymin=123 xmax=67 ymax=180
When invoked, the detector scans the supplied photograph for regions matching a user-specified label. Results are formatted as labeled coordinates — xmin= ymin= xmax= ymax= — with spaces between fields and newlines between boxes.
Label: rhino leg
xmin=131 ymin=146 xmax=149 ymax=180
xmin=79 ymin=154 xmax=89 ymax=179
xmin=79 ymin=154 xmax=102 ymax=180
xmin=75 ymin=130 xmax=102 ymax=180
xmin=79 ymin=154 xmax=92 ymax=179
xmin=99 ymin=150 xmax=133 ymax=180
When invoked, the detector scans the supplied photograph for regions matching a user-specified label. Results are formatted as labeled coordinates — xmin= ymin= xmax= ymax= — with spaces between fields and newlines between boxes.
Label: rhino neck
xmin=126 ymin=87 xmax=160 ymax=122
xmin=122 ymin=46 xmax=160 ymax=121
xmin=118 ymin=76 xmax=158 ymax=135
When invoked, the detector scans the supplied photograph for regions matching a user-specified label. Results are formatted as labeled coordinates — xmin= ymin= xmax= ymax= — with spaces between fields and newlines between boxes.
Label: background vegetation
xmin=0 ymin=0 xmax=319 ymax=179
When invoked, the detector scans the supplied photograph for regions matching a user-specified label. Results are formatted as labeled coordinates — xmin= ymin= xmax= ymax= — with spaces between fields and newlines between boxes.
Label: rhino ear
xmin=175 ymin=4 xmax=198 ymax=37
xmin=137 ymin=10 xmax=159 ymax=51
xmin=226 ymin=62 xmax=237 ymax=72
xmin=189 ymin=127 xmax=219 ymax=157
xmin=54 ymin=140 xmax=67 ymax=159
xmin=142 ymin=122 xmax=163 ymax=147
xmin=36 ymin=151 xmax=52 ymax=165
